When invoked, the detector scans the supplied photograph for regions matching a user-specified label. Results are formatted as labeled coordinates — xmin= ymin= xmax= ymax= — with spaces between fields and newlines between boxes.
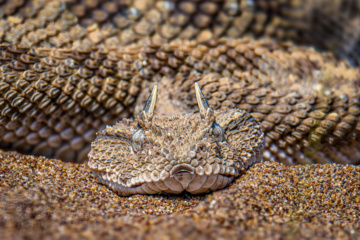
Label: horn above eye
xmin=139 ymin=84 xmax=158 ymax=122
xmin=195 ymin=82 xmax=215 ymax=122
xmin=195 ymin=82 xmax=210 ymax=118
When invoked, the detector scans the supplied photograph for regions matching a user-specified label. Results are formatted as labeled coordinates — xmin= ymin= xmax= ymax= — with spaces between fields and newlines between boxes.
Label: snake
xmin=0 ymin=0 xmax=359 ymax=195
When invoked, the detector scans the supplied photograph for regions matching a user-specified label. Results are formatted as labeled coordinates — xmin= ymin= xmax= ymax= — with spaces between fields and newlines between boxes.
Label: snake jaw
xmin=91 ymin=166 xmax=236 ymax=196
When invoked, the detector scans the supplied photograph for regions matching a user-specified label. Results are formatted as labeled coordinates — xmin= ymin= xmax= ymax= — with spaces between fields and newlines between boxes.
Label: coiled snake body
xmin=0 ymin=0 xmax=360 ymax=195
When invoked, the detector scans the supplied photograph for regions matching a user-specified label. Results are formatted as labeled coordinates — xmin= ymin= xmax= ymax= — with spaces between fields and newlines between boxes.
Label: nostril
xmin=170 ymin=163 xmax=195 ymax=176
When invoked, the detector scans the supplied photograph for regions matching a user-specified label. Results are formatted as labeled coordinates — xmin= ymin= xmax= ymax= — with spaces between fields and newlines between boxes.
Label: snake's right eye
xmin=212 ymin=122 xmax=225 ymax=142
xmin=132 ymin=129 xmax=145 ymax=152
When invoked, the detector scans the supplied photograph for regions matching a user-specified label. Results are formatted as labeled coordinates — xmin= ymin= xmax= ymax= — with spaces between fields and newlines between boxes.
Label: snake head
xmin=88 ymin=83 xmax=264 ymax=196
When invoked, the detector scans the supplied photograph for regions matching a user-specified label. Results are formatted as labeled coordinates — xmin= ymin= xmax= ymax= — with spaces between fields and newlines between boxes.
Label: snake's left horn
xmin=195 ymin=82 xmax=213 ymax=119
xmin=140 ymin=84 xmax=158 ymax=121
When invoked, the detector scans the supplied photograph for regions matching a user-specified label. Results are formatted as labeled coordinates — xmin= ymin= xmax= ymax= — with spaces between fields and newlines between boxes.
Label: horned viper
xmin=0 ymin=0 xmax=359 ymax=195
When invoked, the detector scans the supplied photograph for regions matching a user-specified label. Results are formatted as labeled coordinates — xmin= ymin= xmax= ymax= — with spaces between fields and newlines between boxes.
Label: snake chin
xmin=92 ymin=168 xmax=235 ymax=196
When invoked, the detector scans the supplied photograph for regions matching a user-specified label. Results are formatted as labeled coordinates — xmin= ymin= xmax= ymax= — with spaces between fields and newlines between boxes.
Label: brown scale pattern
xmin=0 ymin=36 xmax=359 ymax=165
xmin=0 ymin=46 xmax=138 ymax=162
xmin=190 ymin=73 xmax=360 ymax=166
xmin=89 ymin=109 xmax=264 ymax=195
xmin=0 ymin=0 xmax=359 ymax=165
xmin=0 ymin=0 xmax=360 ymax=62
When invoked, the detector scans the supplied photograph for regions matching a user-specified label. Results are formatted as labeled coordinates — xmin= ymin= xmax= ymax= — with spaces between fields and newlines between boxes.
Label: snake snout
xmin=170 ymin=164 xmax=195 ymax=176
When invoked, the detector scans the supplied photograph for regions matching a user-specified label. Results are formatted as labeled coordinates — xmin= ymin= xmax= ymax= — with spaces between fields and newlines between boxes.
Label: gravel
xmin=0 ymin=150 xmax=359 ymax=239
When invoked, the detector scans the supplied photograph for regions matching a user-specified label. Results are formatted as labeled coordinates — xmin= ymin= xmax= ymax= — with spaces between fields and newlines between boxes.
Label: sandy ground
xmin=0 ymin=150 xmax=359 ymax=240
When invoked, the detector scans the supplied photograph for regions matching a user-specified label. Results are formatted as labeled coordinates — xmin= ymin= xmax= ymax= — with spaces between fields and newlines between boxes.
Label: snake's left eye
xmin=212 ymin=122 xmax=225 ymax=142
xmin=132 ymin=129 xmax=145 ymax=152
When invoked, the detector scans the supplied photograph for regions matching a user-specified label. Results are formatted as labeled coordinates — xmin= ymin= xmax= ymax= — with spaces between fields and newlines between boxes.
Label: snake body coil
xmin=0 ymin=0 xmax=359 ymax=195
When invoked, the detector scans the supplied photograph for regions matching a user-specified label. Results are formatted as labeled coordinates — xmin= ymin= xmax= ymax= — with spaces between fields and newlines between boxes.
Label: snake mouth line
xmin=124 ymin=173 xmax=233 ymax=188
xmin=93 ymin=168 xmax=235 ymax=196
xmin=104 ymin=173 xmax=234 ymax=189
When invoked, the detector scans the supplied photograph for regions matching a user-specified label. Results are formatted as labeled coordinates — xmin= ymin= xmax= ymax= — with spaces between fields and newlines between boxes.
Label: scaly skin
xmin=88 ymin=107 xmax=264 ymax=196
xmin=88 ymin=83 xmax=264 ymax=195
xmin=1 ymin=37 xmax=359 ymax=165
xmin=0 ymin=0 xmax=359 ymax=195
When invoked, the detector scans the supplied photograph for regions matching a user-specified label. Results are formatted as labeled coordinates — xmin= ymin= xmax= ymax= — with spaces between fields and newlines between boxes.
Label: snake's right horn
xmin=139 ymin=84 xmax=158 ymax=122
xmin=195 ymin=82 xmax=214 ymax=120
